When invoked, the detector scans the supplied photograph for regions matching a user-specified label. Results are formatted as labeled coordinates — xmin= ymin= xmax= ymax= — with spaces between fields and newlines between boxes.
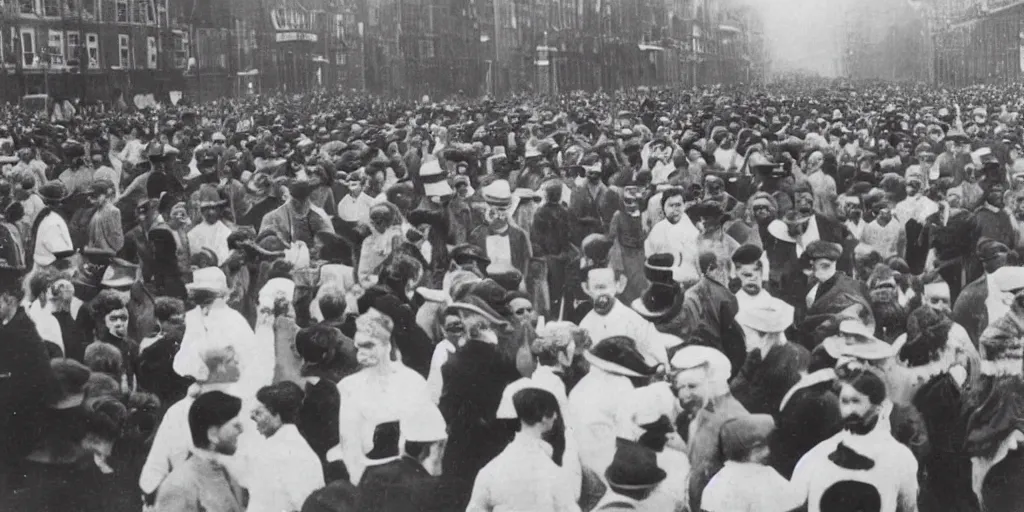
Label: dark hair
xmin=840 ymin=369 xmax=887 ymax=405
xmin=267 ymin=259 xmax=294 ymax=280
xmin=386 ymin=253 xmax=423 ymax=286
xmin=0 ymin=268 xmax=27 ymax=300
xmin=188 ymin=391 xmax=242 ymax=448
xmin=660 ymin=187 xmax=685 ymax=211
xmin=256 ymin=381 xmax=305 ymax=424
xmin=153 ymin=296 xmax=185 ymax=322
xmin=295 ymin=325 xmax=341 ymax=367
xmin=91 ymin=290 xmax=127 ymax=322
xmin=900 ymin=306 xmax=953 ymax=367
xmin=84 ymin=342 xmax=124 ymax=380
xmin=318 ymin=292 xmax=347 ymax=320
xmin=404 ymin=440 xmax=433 ymax=460
xmin=28 ymin=268 xmax=60 ymax=300
xmin=512 ymin=387 xmax=560 ymax=426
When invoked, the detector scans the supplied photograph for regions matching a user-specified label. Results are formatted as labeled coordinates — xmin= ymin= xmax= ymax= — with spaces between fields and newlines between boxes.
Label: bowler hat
xmin=585 ymin=336 xmax=658 ymax=378
xmin=38 ymin=181 xmax=70 ymax=203
xmin=605 ymin=438 xmax=667 ymax=490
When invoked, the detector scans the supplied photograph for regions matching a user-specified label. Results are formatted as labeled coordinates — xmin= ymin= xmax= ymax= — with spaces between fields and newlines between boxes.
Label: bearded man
xmin=866 ymin=264 xmax=909 ymax=343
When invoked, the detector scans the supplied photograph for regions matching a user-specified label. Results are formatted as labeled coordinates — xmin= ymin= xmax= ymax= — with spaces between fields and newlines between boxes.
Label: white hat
xmin=186 ymin=267 xmax=229 ymax=293
xmin=993 ymin=266 xmax=1024 ymax=293
xmin=211 ymin=132 xmax=226 ymax=142
xmin=628 ymin=382 xmax=676 ymax=427
xmin=735 ymin=298 xmax=794 ymax=334
xmin=258 ymin=277 xmax=296 ymax=309
xmin=670 ymin=345 xmax=731 ymax=377
xmin=419 ymin=157 xmax=453 ymax=197
xmin=482 ymin=180 xmax=514 ymax=208
xmin=400 ymin=402 xmax=447 ymax=442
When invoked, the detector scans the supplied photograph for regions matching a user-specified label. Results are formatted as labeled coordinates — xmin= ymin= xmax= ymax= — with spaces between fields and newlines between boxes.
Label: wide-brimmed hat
xmin=100 ymin=258 xmax=138 ymax=289
xmin=482 ymin=179 xmax=519 ymax=212
xmin=447 ymin=295 xmax=509 ymax=330
xmin=38 ymin=181 xmax=70 ymax=204
xmin=186 ymin=267 xmax=230 ymax=294
xmin=822 ymin=320 xmax=895 ymax=360
xmin=767 ymin=213 xmax=810 ymax=244
xmin=735 ymin=298 xmax=794 ymax=333
xmin=605 ymin=438 xmax=667 ymax=491
xmin=585 ymin=336 xmax=659 ymax=378
xmin=632 ymin=254 xmax=682 ymax=321
xmin=419 ymin=157 xmax=453 ymax=197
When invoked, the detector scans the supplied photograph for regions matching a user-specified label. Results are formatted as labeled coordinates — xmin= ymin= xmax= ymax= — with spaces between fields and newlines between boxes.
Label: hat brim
xmin=767 ymin=219 xmax=798 ymax=244
xmin=583 ymin=351 xmax=648 ymax=378
xmin=631 ymin=294 xmax=681 ymax=322
xmin=184 ymin=283 xmax=229 ymax=293
xmin=606 ymin=468 xmax=668 ymax=491
xmin=424 ymin=181 xmax=453 ymax=197
xmin=822 ymin=334 xmax=895 ymax=360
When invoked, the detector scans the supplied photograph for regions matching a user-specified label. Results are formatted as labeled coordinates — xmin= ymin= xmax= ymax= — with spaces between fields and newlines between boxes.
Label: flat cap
xmin=804 ymin=240 xmax=842 ymax=261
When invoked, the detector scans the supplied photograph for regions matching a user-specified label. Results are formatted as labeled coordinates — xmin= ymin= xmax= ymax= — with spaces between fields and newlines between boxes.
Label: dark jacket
xmin=952 ymin=275 xmax=989 ymax=346
xmin=299 ymin=379 xmax=341 ymax=465
xmin=439 ymin=339 xmax=519 ymax=481
xmin=0 ymin=308 xmax=57 ymax=467
xmin=357 ymin=283 xmax=434 ymax=377
xmin=771 ymin=375 xmax=843 ymax=479
xmin=359 ymin=456 xmax=463 ymax=512
xmin=730 ymin=342 xmax=809 ymax=415
xmin=679 ymin=276 xmax=747 ymax=376
xmin=568 ymin=182 xmax=622 ymax=240
xmin=797 ymin=272 xmax=871 ymax=350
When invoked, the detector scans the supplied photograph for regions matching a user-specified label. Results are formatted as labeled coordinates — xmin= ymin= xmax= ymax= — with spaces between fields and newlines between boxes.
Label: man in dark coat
xmin=470 ymin=180 xmax=532 ymax=279
xmin=0 ymin=268 xmax=57 ymax=470
xmin=953 ymin=238 xmax=1009 ymax=345
xmin=968 ymin=180 xmax=1016 ymax=283
xmin=568 ymin=155 xmax=622 ymax=240
xmin=531 ymin=183 xmax=578 ymax=316
xmin=679 ymin=251 xmax=747 ymax=375
xmin=439 ymin=297 xmax=520 ymax=486
xmin=730 ymin=297 xmax=809 ymax=415
xmin=796 ymin=240 xmax=871 ymax=350
xmin=770 ymin=350 xmax=843 ymax=479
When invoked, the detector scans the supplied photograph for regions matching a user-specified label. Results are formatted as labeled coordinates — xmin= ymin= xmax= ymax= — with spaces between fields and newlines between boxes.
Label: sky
xmin=750 ymin=0 xmax=849 ymax=76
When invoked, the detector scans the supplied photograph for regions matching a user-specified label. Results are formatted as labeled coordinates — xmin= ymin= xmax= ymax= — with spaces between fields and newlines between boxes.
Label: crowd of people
xmin=2 ymin=77 xmax=1024 ymax=512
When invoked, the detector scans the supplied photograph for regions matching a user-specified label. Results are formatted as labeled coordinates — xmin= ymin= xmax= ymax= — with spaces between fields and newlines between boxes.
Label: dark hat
xmin=62 ymin=139 xmax=86 ymax=159
xmin=365 ymin=421 xmax=400 ymax=461
xmin=89 ymin=179 xmax=115 ymax=196
xmin=585 ymin=336 xmax=658 ymax=378
xmin=686 ymin=199 xmax=727 ymax=221
xmin=38 ymin=181 xmax=70 ymax=203
xmin=447 ymin=294 xmax=509 ymax=329
xmin=489 ymin=266 xmax=523 ymax=292
xmin=804 ymin=240 xmax=843 ymax=261
xmin=731 ymin=244 xmax=763 ymax=266
xmin=50 ymin=358 xmax=91 ymax=409
xmin=604 ymin=438 xmax=667 ymax=491
xmin=977 ymin=237 xmax=1010 ymax=262
xmin=314 ymin=231 xmax=353 ymax=266
xmin=468 ymin=279 xmax=510 ymax=312
xmin=582 ymin=234 xmax=614 ymax=266
xmin=643 ymin=253 xmax=675 ymax=284
xmin=101 ymin=257 xmax=139 ymax=289
xmin=632 ymin=281 xmax=682 ymax=322
xmin=450 ymin=243 xmax=490 ymax=267
xmin=720 ymin=414 xmax=775 ymax=461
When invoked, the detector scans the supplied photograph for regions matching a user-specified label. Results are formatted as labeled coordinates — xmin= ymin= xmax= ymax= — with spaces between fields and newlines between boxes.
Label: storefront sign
xmin=276 ymin=32 xmax=318 ymax=43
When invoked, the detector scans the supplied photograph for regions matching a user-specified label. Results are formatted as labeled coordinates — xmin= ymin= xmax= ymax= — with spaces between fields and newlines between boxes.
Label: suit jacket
xmin=152 ymin=453 xmax=247 ymax=512
xmin=469 ymin=224 xmax=532 ymax=279
xmin=952 ymin=275 xmax=988 ymax=345
xmin=359 ymin=456 xmax=463 ymax=512
xmin=798 ymin=272 xmax=870 ymax=349
xmin=568 ymin=182 xmax=622 ymax=238
xmin=730 ymin=342 xmax=810 ymax=415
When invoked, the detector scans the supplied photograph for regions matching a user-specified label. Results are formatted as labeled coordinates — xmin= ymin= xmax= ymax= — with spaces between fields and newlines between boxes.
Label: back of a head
xmin=188 ymin=391 xmax=242 ymax=449
xmin=199 ymin=346 xmax=240 ymax=383
xmin=318 ymin=288 xmax=347 ymax=320
xmin=512 ymin=387 xmax=559 ymax=426
xmin=153 ymin=296 xmax=186 ymax=322
xmin=296 ymin=324 xmax=342 ymax=367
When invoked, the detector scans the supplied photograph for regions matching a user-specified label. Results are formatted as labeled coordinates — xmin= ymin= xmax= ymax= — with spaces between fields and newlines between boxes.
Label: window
xmin=85 ymin=32 xmax=98 ymax=68
xmin=20 ymin=28 xmax=35 ymax=67
xmin=47 ymin=30 xmax=64 ymax=65
xmin=116 ymin=0 xmax=128 ymax=22
xmin=418 ymin=39 xmax=434 ymax=59
xmin=335 ymin=50 xmax=345 ymax=65
xmin=157 ymin=0 xmax=167 ymax=26
xmin=20 ymin=0 xmax=34 ymax=14
xmin=118 ymin=34 xmax=130 ymax=68
xmin=42 ymin=0 xmax=58 ymax=16
xmin=173 ymin=31 xmax=188 ymax=68
xmin=146 ymin=36 xmax=156 ymax=68
xmin=66 ymin=31 xmax=80 ymax=65
xmin=145 ymin=0 xmax=155 ymax=24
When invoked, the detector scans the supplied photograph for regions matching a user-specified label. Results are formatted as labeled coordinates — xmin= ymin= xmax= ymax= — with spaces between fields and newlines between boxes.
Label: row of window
xmin=11 ymin=0 xmax=169 ymax=26
xmin=2 ymin=27 xmax=188 ymax=70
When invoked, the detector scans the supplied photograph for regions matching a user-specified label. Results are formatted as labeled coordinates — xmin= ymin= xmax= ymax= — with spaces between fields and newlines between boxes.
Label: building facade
xmin=931 ymin=0 xmax=1023 ymax=87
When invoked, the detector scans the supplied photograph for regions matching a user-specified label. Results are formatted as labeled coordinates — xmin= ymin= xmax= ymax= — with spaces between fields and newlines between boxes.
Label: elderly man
xmin=670 ymin=345 xmax=747 ymax=512
xmin=731 ymin=298 xmax=809 ymax=415
xmin=337 ymin=308 xmax=431 ymax=484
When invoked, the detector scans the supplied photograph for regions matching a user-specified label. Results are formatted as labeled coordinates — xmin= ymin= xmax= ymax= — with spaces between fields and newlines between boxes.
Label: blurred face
xmin=583 ymin=268 xmax=620 ymax=315
xmin=209 ymin=415 xmax=244 ymax=455
xmin=672 ymin=367 xmax=710 ymax=412
xmin=89 ymin=190 xmax=108 ymax=206
xmin=663 ymin=195 xmax=685 ymax=224
xmin=104 ymin=308 xmax=129 ymax=339
xmin=795 ymin=192 xmax=814 ymax=215
xmin=485 ymin=204 xmax=510 ymax=228
xmin=752 ymin=203 xmax=774 ymax=223
xmin=875 ymin=206 xmax=892 ymax=224
xmin=347 ymin=179 xmax=363 ymax=197
xmin=988 ymin=185 xmax=1006 ymax=208
xmin=250 ymin=402 xmax=283 ymax=438
xmin=923 ymin=283 xmax=952 ymax=314
xmin=442 ymin=314 xmax=464 ymax=345
xmin=201 ymin=206 xmax=220 ymax=224
xmin=0 ymin=293 xmax=18 ymax=321
xmin=158 ymin=312 xmax=186 ymax=339
xmin=839 ymin=383 xmax=879 ymax=435
xmin=812 ymin=258 xmax=837 ymax=283
xmin=509 ymin=297 xmax=535 ymax=326
xmin=947 ymin=190 xmax=963 ymax=209
xmin=216 ymin=349 xmax=242 ymax=382
xmin=736 ymin=263 xmax=762 ymax=296
xmin=355 ymin=331 xmax=390 ymax=368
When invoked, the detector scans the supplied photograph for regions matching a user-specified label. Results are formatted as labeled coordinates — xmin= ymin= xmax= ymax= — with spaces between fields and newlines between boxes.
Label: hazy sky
xmin=752 ymin=0 xmax=849 ymax=76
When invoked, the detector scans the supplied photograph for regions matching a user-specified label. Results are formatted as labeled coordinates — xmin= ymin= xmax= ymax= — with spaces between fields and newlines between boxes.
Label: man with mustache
xmin=790 ymin=369 xmax=920 ymax=512
xmin=866 ymin=264 xmax=909 ymax=343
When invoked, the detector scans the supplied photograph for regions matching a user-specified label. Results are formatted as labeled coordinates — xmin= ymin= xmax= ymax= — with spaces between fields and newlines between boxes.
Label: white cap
xmin=400 ymin=402 xmax=447 ymax=442
xmin=993 ymin=266 xmax=1024 ymax=293
xmin=670 ymin=345 xmax=731 ymax=378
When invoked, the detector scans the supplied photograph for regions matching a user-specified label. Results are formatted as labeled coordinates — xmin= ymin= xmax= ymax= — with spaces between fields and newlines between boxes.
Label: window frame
xmin=19 ymin=28 xmax=36 ymax=68
xmin=115 ymin=0 xmax=128 ymax=23
xmin=146 ymin=35 xmax=157 ymax=69
xmin=47 ymin=29 xmax=64 ymax=66
xmin=66 ymin=30 xmax=80 ymax=65
xmin=85 ymin=32 xmax=99 ymax=68
xmin=117 ymin=33 xmax=130 ymax=68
